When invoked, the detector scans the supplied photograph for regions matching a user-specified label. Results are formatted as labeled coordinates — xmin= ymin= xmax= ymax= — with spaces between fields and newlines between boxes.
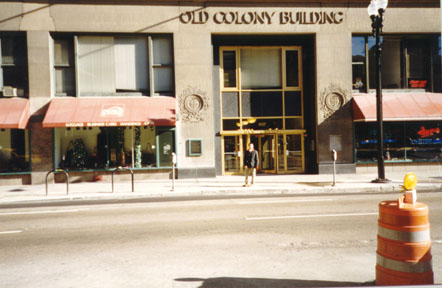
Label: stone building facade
xmin=0 ymin=0 xmax=440 ymax=185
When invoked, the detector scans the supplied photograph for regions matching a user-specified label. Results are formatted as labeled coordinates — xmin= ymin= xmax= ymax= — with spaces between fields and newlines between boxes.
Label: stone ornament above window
xmin=179 ymin=86 xmax=209 ymax=122
xmin=319 ymin=84 xmax=349 ymax=121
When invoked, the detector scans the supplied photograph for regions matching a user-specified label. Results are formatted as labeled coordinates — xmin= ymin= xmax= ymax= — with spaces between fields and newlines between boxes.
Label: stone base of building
xmin=356 ymin=162 xmax=442 ymax=174
xmin=0 ymin=174 xmax=31 ymax=185
xmin=53 ymin=169 xmax=172 ymax=183
xmin=318 ymin=163 xmax=356 ymax=174
xmin=177 ymin=167 xmax=216 ymax=179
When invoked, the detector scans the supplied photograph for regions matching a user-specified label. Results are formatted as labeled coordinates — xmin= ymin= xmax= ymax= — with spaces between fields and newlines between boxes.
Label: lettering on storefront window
xmin=179 ymin=10 xmax=344 ymax=25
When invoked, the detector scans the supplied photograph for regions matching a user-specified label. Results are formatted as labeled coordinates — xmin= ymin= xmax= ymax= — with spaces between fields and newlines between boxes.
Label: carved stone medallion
xmin=179 ymin=86 xmax=209 ymax=122
xmin=319 ymin=84 xmax=349 ymax=121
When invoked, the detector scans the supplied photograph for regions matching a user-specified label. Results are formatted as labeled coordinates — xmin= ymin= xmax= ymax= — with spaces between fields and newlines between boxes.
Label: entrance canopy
xmin=42 ymin=97 xmax=176 ymax=128
xmin=0 ymin=98 xmax=30 ymax=129
xmin=353 ymin=93 xmax=442 ymax=122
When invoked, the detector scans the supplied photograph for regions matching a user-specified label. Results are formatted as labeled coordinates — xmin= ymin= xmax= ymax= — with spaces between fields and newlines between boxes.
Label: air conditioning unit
xmin=2 ymin=86 xmax=18 ymax=97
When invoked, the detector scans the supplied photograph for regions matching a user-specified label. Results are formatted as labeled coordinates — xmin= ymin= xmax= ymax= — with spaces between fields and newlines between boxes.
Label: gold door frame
xmin=219 ymin=45 xmax=305 ymax=175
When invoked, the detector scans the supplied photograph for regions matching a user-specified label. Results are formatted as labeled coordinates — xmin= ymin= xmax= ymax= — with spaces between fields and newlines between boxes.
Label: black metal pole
xmin=372 ymin=10 xmax=390 ymax=183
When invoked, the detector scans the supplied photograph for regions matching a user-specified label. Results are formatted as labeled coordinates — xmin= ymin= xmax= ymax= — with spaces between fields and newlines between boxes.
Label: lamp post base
xmin=372 ymin=178 xmax=392 ymax=183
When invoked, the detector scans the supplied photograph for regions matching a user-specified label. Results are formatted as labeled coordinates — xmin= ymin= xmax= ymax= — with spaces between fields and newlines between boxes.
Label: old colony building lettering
xmin=179 ymin=10 xmax=344 ymax=25
xmin=280 ymin=11 xmax=344 ymax=24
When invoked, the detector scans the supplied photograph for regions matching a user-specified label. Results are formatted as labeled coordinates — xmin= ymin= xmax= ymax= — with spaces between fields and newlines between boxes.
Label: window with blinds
xmin=52 ymin=34 xmax=174 ymax=97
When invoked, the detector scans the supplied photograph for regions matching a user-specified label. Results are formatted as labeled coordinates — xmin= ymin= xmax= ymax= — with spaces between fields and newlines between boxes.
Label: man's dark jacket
xmin=244 ymin=150 xmax=259 ymax=168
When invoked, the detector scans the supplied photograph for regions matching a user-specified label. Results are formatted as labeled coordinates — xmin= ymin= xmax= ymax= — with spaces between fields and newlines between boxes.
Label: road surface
xmin=0 ymin=192 xmax=441 ymax=287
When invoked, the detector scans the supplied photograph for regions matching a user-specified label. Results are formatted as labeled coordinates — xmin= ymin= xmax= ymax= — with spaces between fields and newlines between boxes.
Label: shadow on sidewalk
xmin=175 ymin=277 xmax=375 ymax=287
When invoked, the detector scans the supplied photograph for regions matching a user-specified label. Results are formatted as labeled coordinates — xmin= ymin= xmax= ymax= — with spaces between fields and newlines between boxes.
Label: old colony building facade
xmin=0 ymin=0 xmax=441 ymax=184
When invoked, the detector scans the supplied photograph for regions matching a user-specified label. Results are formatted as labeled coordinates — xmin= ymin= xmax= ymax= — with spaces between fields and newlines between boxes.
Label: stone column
xmin=174 ymin=30 xmax=216 ymax=178
xmin=27 ymin=31 xmax=53 ymax=184
xmin=316 ymin=31 xmax=355 ymax=174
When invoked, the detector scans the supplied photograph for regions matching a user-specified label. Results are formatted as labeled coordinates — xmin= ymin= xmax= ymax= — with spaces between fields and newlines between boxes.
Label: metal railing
xmin=46 ymin=169 xmax=69 ymax=195
xmin=112 ymin=167 xmax=134 ymax=193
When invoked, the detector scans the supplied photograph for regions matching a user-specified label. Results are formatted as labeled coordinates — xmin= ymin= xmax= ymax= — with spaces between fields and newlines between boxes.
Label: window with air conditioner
xmin=0 ymin=33 xmax=28 ymax=98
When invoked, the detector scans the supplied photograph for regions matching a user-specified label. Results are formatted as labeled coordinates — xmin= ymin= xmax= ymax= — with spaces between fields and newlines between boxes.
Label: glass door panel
xmin=286 ymin=134 xmax=304 ymax=172
xmin=223 ymin=136 xmax=240 ymax=173
xmin=158 ymin=129 xmax=175 ymax=167
xmin=259 ymin=134 xmax=276 ymax=172
xmin=278 ymin=135 xmax=285 ymax=172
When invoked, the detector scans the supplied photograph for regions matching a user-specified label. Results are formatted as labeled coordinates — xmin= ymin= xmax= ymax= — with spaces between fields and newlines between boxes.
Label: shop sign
xmin=410 ymin=138 xmax=441 ymax=145
xmin=179 ymin=10 xmax=344 ymax=25
xmin=408 ymin=79 xmax=427 ymax=88
xmin=86 ymin=122 xmax=117 ymax=127
xmin=64 ymin=121 xmax=152 ymax=127
xmin=417 ymin=127 xmax=440 ymax=138
xmin=65 ymin=122 xmax=84 ymax=127
xmin=360 ymin=139 xmax=397 ymax=144
xmin=101 ymin=105 xmax=124 ymax=117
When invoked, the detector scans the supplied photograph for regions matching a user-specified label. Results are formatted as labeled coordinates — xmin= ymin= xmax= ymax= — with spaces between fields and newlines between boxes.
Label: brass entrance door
xmin=222 ymin=132 xmax=304 ymax=174
xmin=277 ymin=133 xmax=305 ymax=173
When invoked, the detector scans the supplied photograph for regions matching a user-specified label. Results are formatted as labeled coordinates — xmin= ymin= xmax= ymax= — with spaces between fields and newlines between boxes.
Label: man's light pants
xmin=245 ymin=167 xmax=256 ymax=185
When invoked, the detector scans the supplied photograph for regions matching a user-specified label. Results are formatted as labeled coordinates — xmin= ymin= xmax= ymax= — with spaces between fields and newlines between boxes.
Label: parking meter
xmin=331 ymin=149 xmax=337 ymax=162
xmin=171 ymin=152 xmax=177 ymax=165
xmin=171 ymin=152 xmax=176 ymax=191
xmin=331 ymin=149 xmax=337 ymax=186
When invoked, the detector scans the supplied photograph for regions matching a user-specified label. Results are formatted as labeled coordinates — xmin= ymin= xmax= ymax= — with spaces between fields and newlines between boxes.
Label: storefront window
xmin=51 ymin=34 xmax=174 ymax=97
xmin=54 ymin=126 xmax=174 ymax=170
xmin=352 ymin=34 xmax=441 ymax=92
xmin=355 ymin=121 xmax=442 ymax=163
xmin=406 ymin=122 xmax=442 ymax=161
xmin=0 ymin=129 xmax=30 ymax=173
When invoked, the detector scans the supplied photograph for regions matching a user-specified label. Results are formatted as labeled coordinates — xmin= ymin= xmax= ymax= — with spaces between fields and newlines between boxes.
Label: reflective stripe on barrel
xmin=378 ymin=225 xmax=430 ymax=242
xmin=377 ymin=254 xmax=433 ymax=273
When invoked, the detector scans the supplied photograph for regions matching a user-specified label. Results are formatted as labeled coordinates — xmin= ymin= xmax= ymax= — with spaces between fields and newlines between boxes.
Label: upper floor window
xmin=0 ymin=33 xmax=28 ymax=98
xmin=352 ymin=35 xmax=441 ymax=93
xmin=51 ymin=34 xmax=174 ymax=97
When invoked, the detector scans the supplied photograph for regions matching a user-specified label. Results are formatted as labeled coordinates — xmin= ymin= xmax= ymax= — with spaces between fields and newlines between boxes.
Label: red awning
xmin=353 ymin=93 xmax=442 ymax=122
xmin=42 ymin=97 xmax=176 ymax=128
xmin=0 ymin=98 xmax=30 ymax=129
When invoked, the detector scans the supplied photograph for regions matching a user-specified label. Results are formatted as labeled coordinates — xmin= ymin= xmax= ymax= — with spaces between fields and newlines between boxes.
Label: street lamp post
xmin=368 ymin=0 xmax=391 ymax=183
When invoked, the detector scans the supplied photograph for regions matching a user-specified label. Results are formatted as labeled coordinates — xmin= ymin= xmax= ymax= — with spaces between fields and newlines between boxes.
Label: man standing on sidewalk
xmin=243 ymin=142 xmax=259 ymax=187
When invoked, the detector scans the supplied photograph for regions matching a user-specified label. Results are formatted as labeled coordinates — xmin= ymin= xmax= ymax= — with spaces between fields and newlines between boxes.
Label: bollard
xmin=376 ymin=173 xmax=434 ymax=285
xmin=45 ymin=169 xmax=69 ymax=195
xmin=111 ymin=167 xmax=134 ymax=193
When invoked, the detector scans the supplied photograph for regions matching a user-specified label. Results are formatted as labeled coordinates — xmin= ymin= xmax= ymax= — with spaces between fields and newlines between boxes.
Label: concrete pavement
xmin=1 ymin=170 xmax=442 ymax=206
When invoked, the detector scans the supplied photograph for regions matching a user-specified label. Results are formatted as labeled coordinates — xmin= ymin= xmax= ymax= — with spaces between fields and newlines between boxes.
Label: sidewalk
xmin=1 ymin=171 xmax=442 ymax=206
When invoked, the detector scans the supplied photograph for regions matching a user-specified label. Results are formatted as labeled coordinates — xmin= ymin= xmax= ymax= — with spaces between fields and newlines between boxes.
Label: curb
xmin=1 ymin=184 xmax=441 ymax=208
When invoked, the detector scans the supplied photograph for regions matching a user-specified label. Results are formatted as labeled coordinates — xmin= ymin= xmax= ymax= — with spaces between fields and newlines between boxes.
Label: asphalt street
xmin=0 ymin=192 xmax=441 ymax=288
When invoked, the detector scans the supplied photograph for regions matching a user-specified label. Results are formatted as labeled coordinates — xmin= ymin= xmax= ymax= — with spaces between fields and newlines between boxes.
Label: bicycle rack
xmin=46 ymin=169 xmax=69 ymax=195
xmin=112 ymin=167 xmax=134 ymax=193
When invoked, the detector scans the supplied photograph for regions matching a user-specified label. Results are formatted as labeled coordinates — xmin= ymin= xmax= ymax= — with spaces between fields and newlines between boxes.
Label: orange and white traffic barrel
xmin=376 ymin=173 xmax=434 ymax=285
